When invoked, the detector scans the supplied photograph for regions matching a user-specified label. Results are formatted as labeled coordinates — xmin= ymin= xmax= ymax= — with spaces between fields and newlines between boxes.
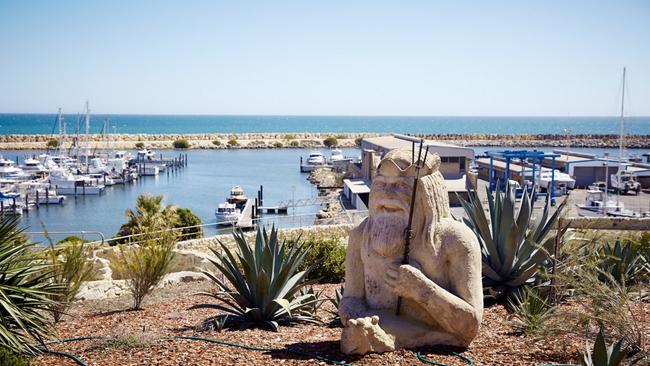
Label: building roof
xmin=343 ymin=179 xmax=371 ymax=194
xmin=362 ymin=135 xmax=474 ymax=159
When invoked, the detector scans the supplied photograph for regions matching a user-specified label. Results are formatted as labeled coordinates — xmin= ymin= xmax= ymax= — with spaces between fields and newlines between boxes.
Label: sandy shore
xmin=1 ymin=132 xmax=650 ymax=150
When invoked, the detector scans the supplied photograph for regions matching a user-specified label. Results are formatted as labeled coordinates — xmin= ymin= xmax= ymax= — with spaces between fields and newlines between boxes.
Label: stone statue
xmin=339 ymin=148 xmax=483 ymax=355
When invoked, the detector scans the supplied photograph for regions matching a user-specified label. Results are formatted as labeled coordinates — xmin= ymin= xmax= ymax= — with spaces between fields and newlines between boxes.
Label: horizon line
xmin=1 ymin=112 xmax=649 ymax=118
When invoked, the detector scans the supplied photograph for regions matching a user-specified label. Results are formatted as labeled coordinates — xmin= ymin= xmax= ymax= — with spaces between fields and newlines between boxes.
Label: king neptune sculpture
xmin=339 ymin=148 xmax=483 ymax=355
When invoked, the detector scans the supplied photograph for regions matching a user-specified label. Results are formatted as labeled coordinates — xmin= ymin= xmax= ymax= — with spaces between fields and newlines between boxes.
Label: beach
xmin=2 ymin=132 xmax=650 ymax=150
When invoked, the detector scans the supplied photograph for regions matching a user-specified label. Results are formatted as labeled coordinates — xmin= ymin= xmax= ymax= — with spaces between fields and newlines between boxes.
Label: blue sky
xmin=0 ymin=0 xmax=648 ymax=116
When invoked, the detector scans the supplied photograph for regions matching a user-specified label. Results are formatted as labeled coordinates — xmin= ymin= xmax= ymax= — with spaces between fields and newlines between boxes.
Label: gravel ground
xmin=31 ymin=281 xmax=648 ymax=366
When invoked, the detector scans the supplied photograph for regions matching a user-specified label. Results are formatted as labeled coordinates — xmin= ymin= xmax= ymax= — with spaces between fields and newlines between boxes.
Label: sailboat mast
xmin=616 ymin=67 xmax=626 ymax=207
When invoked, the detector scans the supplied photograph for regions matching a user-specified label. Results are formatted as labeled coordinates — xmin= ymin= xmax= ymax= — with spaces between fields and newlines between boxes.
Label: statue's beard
xmin=368 ymin=211 xmax=409 ymax=259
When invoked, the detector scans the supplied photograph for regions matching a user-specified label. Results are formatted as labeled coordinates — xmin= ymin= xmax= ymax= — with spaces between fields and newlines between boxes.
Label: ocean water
xmin=2 ymin=148 xmax=359 ymax=243
xmin=1 ymin=114 xmax=649 ymax=135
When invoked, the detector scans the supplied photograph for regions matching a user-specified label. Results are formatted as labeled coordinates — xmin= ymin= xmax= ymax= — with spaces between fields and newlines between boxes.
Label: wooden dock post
xmin=36 ymin=190 xmax=39 ymax=207
xmin=25 ymin=194 xmax=28 ymax=213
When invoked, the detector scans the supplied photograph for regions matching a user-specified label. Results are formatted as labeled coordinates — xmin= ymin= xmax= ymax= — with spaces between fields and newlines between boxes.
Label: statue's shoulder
xmin=437 ymin=218 xmax=480 ymax=255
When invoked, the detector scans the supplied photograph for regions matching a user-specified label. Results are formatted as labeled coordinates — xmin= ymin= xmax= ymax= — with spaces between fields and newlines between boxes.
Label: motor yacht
xmin=307 ymin=151 xmax=325 ymax=165
xmin=48 ymin=168 xmax=105 ymax=195
xmin=215 ymin=202 xmax=242 ymax=226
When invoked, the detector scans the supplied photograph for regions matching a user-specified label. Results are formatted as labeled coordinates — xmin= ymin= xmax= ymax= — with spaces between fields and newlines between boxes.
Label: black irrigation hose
xmin=33 ymin=336 xmax=104 ymax=366
xmin=35 ymin=335 xmax=476 ymax=366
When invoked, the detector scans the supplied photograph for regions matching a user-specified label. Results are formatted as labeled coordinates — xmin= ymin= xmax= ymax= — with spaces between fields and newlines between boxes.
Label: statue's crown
xmin=377 ymin=148 xmax=440 ymax=177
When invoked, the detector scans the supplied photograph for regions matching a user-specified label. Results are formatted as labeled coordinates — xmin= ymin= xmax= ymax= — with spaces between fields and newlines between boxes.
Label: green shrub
xmin=288 ymin=234 xmax=346 ymax=283
xmin=507 ymin=287 xmax=556 ymax=338
xmin=284 ymin=134 xmax=296 ymax=140
xmin=290 ymin=140 xmax=300 ymax=147
xmin=172 ymin=139 xmax=190 ymax=149
xmin=135 ymin=142 xmax=145 ymax=149
xmin=176 ymin=207 xmax=203 ymax=240
xmin=335 ymin=134 xmax=348 ymax=139
xmin=192 ymin=226 xmax=319 ymax=330
xmin=354 ymin=137 xmax=363 ymax=146
xmin=273 ymin=141 xmax=283 ymax=148
xmin=0 ymin=347 xmax=31 ymax=366
xmin=459 ymin=181 xmax=567 ymax=299
xmin=44 ymin=234 xmax=94 ymax=322
xmin=0 ymin=216 xmax=65 ymax=354
xmin=212 ymin=139 xmax=221 ymax=146
xmin=110 ymin=195 xmax=178 ymax=309
xmin=46 ymin=138 xmax=59 ymax=149
xmin=323 ymin=136 xmax=338 ymax=147
xmin=112 ymin=237 xmax=176 ymax=310
xmin=227 ymin=138 xmax=238 ymax=146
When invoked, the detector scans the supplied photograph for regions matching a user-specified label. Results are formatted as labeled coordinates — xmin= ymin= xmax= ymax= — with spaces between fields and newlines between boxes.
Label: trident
xmin=392 ymin=134 xmax=429 ymax=316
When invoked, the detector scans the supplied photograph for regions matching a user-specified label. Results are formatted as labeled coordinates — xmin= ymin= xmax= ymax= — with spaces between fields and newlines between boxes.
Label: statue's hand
xmin=385 ymin=260 xmax=422 ymax=297
xmin=340 ymin=316 xmax=396 ymax=355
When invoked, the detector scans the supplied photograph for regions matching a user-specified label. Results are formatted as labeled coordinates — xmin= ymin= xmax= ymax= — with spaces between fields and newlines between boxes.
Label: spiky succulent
xmin=459 ymin=181 xmax=566 ymax=299
xmin=0 ymin=216 xmax=65 ymax=354
xmin=192 ymin=226 xmax=320 ymax=330
xmin=582 ymin=326 xmax=633 ymax=366
xmin=597 ymin=240 xmax=649 ymax=286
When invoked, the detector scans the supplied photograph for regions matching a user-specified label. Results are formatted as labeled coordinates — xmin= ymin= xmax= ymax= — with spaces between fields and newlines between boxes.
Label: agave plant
xmin=0 ymin=216 xmax=65 ymax=354
xmin=582 ymin=326 xmax=633 ymax=366
xmin=597 ymin=240 xmax=649 ymax=286
xmin=459 ymin=181 xmax=566 ymax=299
xmin=192 ymin=226 xmax=320 ymax=330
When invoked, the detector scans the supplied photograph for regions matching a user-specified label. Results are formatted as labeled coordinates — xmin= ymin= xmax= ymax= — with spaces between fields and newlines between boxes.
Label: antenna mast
xmin=616 ymin=68 xmax=626 ymax=208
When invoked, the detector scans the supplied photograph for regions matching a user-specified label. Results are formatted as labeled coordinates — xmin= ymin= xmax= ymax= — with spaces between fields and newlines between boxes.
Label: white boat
xmin=307 ymin=151 xmax=325 ymax=165
xmin=20 ymin=158 xmax=48 ymax=175
xmin=88 ymin=157 xmax=109 ymax=174
xmin=0 ymin=192 xmax=25 ymax=215
xmin=330 ymin=149 xmax=344 ymax=162
xmin=577 ymin=190 xmax=625 ymax=215
xmin=0 ymin=156 xmax=29 ymax=180
xmin=16 ymin=181 xmax=65 ymax=204
xmin=48 ymin=168 xmax=105 ymax=195
xmin=226 ymin=185 xmax=248 ymax=207
xmin=137 ymin=149 xmax=156 ymax=161
xmin=215 ymin=202 xmax=241 ymax=225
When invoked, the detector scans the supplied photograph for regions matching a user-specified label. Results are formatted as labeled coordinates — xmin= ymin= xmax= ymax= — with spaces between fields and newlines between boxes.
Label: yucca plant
xmin=597 ymin=240 xmax=649 ymax=286
xmin=582 ymin=326 xmax=635 ymax=366
xmin=192 ymin=226 xmax=320 ymax=331
xmin=0 ymin=216 xmax=65 ymax=354
xmin=507 ymin=287 xmax=556 ymax=337
xmin=459 ymin=181 xmax=566 ymax=299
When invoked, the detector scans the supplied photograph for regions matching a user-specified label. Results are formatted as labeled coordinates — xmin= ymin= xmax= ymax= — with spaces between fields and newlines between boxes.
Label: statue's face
xmin=367 ymin=174 xmax=414 ymax=258
xmin=368 ymin=175 xmax=413 ymax=217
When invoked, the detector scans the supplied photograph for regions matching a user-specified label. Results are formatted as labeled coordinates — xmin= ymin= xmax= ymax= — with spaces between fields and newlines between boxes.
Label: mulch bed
xmin=32 ymin=282 xmax=648 ymax=366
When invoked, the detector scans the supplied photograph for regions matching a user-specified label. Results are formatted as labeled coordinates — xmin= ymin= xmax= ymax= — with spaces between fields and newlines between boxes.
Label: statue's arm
xmin=338 ymin=222 xmax=367 ymax=326
xmin=394 ymin=222 xmax=483 ymax=345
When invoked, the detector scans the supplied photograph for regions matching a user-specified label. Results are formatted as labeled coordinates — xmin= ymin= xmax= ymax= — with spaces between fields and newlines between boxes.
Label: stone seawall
xmin=2 ymin=132 xmax=650 ymax=150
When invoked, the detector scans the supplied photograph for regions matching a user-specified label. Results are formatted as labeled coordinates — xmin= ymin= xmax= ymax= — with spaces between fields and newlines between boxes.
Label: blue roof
xmin=487 ymin=150 xmax=561 ymax=159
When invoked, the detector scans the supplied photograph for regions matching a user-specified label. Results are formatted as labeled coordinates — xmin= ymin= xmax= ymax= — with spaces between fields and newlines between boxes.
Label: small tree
xmin=114 ymin=234 xmax=176 ymax=310
xmin=227 ymin=138 xmax=238 ymax=146
xmin=135 ymin=142 xmax=145 ymax=149
xmin=323 ymin=136 xmax=338 ymax=147
xmin=290 ymin=140 xmax=300 ymax=147
xmin=273 ymin=141 xmax=283 ymax=148
xmin=43 ymin=234 xmax=94 ymax=322
xmin=46 ymin=138 xmax=60 ymax=149
xmin=354 ymin=137 xmax=363 ymax=147
xmin=173 ymin=139 xmax=190 ymax=149
xmin=176 ymin=207 xmax=203 ymax=240
xmin=212 ymin=139 xmax=221 ymax=146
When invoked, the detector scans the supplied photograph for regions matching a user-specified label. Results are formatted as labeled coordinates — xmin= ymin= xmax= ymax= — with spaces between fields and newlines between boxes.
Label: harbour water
xmin=2 ymin=146 xmax=638 ymax=243
xmin=1 ymin=114 xmax=650 ymax=135
xmin=1 ymin=148 xmax=358 ymax=243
